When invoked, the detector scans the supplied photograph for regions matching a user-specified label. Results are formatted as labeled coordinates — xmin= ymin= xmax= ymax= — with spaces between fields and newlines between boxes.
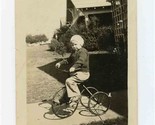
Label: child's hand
xmin=69 ymin=67 xmax=75 ymax=72
xmin=55 ymin=63 xmax=61 ymax=68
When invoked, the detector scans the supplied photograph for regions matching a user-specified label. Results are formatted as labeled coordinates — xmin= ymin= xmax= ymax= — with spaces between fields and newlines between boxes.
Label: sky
xmin=16 ymin=0 xmax=66 ymax=38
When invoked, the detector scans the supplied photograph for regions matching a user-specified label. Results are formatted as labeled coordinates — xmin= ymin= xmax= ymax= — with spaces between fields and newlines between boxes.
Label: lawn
xmin=27 ymin=44 xmax=68 ymax=103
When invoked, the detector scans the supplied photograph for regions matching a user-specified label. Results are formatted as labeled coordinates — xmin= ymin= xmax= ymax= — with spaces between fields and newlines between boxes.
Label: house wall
xmin=16 ymin=0 xmax=67 ymax=39
xmin=67 ymin=0 xmax=79 ymax=24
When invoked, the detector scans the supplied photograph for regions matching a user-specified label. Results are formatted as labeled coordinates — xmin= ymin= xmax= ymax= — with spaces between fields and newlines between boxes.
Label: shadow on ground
xmin=88 ymin=53 xmax=127 ymax=92
xmin=38 ymin=59 xmax=69 ymax=84
xmin=38 ymin=53 xmax=127 ymax=91
xmin=38 ymin=100 xmax=99 ymax=120
xmin=38 ymin=53 xmax=128 ymax=117
xmin=110 ymin=90 xmax=128 ymax=117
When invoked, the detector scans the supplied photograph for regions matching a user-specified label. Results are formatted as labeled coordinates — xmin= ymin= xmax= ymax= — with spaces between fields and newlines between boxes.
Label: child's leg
xmin=66 ymin=77 xmax=81 ymax=98
xmin=65 ymin=72 xmax=90 ymax=98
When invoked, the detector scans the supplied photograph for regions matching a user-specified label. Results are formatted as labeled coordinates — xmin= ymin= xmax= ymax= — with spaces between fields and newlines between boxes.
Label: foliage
xmin=49 ymin=38 xmax=59 ymax=51
xmin=49 ymin=38 xmax=66 ymax=56
xmin=83 ymin=26 xmax=115 ymax=51
xmin=80 ymin=117 xmax=127 ymax=125
xmin=55 ymin=25 xmax=114 ymax=52
xmin=26 ymin=34 xmax=48 ymax=44
xmin=50 ymin=15 xmax=115 ymax=55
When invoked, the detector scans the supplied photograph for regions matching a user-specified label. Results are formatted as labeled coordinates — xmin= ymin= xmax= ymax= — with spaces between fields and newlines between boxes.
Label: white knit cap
xmin=70 ymin=35 xmax=84 ymax=46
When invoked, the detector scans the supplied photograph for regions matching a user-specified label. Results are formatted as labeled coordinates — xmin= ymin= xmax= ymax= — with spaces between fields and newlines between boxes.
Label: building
xmin=66 ymin=0 xmax=127 ymax=53
xmin=107 ymin=0 xmax=128 ymax=53
xmin=67 ymin=0 xmax=112 ymax=27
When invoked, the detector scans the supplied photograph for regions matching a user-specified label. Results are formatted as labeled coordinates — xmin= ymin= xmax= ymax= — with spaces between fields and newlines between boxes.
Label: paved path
xmin=27 ymin=102 xmax=122 ymax=125
xmin=27 ymin=90 xmax=127 ymax=125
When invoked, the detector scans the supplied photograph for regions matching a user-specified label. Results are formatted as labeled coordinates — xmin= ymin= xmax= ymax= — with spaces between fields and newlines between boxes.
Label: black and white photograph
xmin=16 ymin=0 xmax=137 ymax=125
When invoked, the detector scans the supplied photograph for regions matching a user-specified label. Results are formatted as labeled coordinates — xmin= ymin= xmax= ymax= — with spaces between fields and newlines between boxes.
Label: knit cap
xmin=70 ymin=35 xmax=84 ymax=46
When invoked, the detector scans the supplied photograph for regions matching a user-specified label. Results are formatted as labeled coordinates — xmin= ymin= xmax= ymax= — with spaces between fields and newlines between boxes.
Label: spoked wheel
xmin=80 ymin=87 xmax=98 ymax=108
xmin=52 ymin=87 xmax=79 ymax=118
xmin=88 ymin=91 xmax=110 ymax=116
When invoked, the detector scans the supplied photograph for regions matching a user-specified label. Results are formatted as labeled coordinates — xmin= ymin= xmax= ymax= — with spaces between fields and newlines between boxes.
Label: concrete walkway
xmin=27 ymin=98 xmax=124 ymax=125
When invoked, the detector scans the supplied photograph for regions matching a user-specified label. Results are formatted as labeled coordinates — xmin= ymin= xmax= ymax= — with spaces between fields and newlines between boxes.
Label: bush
xmin=49 ymin=38 xmax=60 ymax=51
xmin=26 ymin=34 xmax=48 ymax=44
xmin=55 ymin=42 xmax=67 ymax=56
xmin=80 ymin=117 xmax=127 ymax=125
xmin=49 ymin=38 xmax=66 ymax=56
xmin=56 ymin=25 xmax=114 ymax=52
xmin=51 ymin=17 xmax=115 ymax=55
xmin=57 ymin=26 xmax=78 ymax=52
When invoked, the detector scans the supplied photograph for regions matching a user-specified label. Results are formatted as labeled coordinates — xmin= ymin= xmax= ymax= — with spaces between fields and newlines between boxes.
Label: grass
xmin=27 ymin=45 xmax=67 ymax=103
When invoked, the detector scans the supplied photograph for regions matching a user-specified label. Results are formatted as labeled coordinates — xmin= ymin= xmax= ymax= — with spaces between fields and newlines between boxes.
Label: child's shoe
xmin=53 ymin=96 xmax=70 ymax=105
xmin=52 ymin=99 xmax=60 ymax=106
xmin=69 ymin=95 xmax=80 ymax=102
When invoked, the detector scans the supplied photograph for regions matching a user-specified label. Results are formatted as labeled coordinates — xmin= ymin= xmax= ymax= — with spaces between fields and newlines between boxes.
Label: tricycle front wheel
xmin=52 ymin=87 xmax=79 ymax=118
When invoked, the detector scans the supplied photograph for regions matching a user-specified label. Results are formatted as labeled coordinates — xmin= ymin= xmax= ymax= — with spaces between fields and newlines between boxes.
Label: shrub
xmin=57 ymin=26 xmax=77 ymax=52
xmin=26 ymin=34 xmax=48 ymax=44
xmin=57 ymin=25 xmax=115 ymax=52
xmin=26 ymin=34 xmax=36 ymax=44
xmin=49 ymin=38 xmax=60 ymax=51
xmin=49 ymin=38 xmax=66 ymax=56
xmin=51 ymin=18 xmax=115 ymax=55
xmin=80 ymin=117 xmax=127 ymax=125
xmin=55 ymin=42 xmax=67 ymax=56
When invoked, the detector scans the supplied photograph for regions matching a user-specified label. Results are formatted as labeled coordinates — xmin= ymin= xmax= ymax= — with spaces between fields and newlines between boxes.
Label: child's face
xmin=71 ymin=41 xmax=82 ymax=50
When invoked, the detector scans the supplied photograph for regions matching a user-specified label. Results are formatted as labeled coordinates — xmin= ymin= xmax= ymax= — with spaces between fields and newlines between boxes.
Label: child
xmin=55 ymin=35 xmax=90 ymax=102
